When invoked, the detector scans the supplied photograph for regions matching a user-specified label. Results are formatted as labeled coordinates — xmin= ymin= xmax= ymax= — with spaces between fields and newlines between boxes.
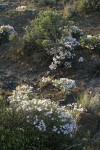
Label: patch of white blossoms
xmin=52 ymin=78 xmax=76 ymax=93
xmin=82 ymin=35 xmax=100 ymax=50
xmin=8 ymin=84 xmax=77 ymax=136
xmin=8 ymin=84 xmax=33 ymax=104
xmin=49 ymin=26 xmax=85 ymax=70
xmin=87 ymin=35 xmax=93 ymax=39
xmin=0 ymin=25 xmax=16 ymax=35
xmin=71 ymin=26 xmax=84 ymax=36
xmin=49 ymin=36 xmax=80 ymax=70
xmin=41 ymin=76 xmax=52 ymax=83
xmin=16 ymin=5 xmax=27 ymax=12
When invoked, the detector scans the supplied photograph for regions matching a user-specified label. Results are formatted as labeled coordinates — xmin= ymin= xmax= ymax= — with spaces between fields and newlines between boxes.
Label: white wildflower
xmin=8 ymin=84 xmax=77 ymax=136
xmin=52 ymin=78 xmax=76 ymax=93
xmin=87 ymin=35 xmax=92 ymax=38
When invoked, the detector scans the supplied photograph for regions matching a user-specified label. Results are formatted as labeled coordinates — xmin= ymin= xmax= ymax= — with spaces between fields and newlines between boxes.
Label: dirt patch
xmin=72 ymin=12 xmax=100 ymax=35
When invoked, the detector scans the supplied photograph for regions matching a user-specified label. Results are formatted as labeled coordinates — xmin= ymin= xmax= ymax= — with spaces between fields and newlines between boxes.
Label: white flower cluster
xmin=52 ymin=78 xmax=76 ymax=93
xmin=87 ymin=35 xmax=93 ymax=39
xmin=18 ymin=99 xmax=77 ymax=135
xmin=16 ymin=5 xmax=27 ymax=12
xmin=51 ymin=107 xmax=77 ymax=135
xmin=8 ymin=84 xmax=77 ymax=136
xmin=85 ymin=35 xmax=100 ymax=50
xmin=0 ymin=25 xmax=16 ymax=35
xmin=71 ymin=26 xmax=84 ymax=36
xmin=87 ymin=35 xmax=100 ymax=39
xmin=78 ymin=57 xmax=84 ymax=62
xmin=8 ymin=84 xmax=33 ymax=104
xmin=41 ymin=76 xmax=52 ymax=83
xmin=49 ymin=36 xmax=80 ymax=70
xmin=64 ymin=36 xmax=80 ymax=48
xmin=39 ymin=76 xmax=52 ymax=88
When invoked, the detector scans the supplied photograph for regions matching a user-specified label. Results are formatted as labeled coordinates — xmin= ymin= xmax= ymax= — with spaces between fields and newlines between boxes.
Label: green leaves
xmin=23 ymin=10 xmax=71 ymax=55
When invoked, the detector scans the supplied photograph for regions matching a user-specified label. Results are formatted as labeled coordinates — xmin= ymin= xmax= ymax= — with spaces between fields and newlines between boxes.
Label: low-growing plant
xmin=77 ymin=91 xmax=100 ymax=116
xmin=0 ymin=88 xmax=6 ymax=108
xmin=76 ymin=0 xmax=100 ymax=14
xmin=16 ymin=5 xmax=27 ymax=12
xmin=34 ymin=0 xmax=59 ymax=7
xmin=23 ymin=10 xmax=87 ymax=70
xmin=63 ymin=0 xmax=77 ymax=18
xmin=0 ymin=84 xmax=78 ymax=150
xmin=23 ymin=10 xmax=65 ymax=44
xmin=52 ymin=78 xmax=76 ymax=93
xmin=0 ymin=25 xmax=16 ymax=45
xmin=1 ymin=85 xmax=99 ymax=150
xmin=80 ymin=35 xmax=100 ymax=56
xmin=39 ymin=76 xmax=53 ymax=88
xmin=71 ymin=26 xmax=84 ymax=40
xmin=48 ymin=34 xmax=83 ymax=70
